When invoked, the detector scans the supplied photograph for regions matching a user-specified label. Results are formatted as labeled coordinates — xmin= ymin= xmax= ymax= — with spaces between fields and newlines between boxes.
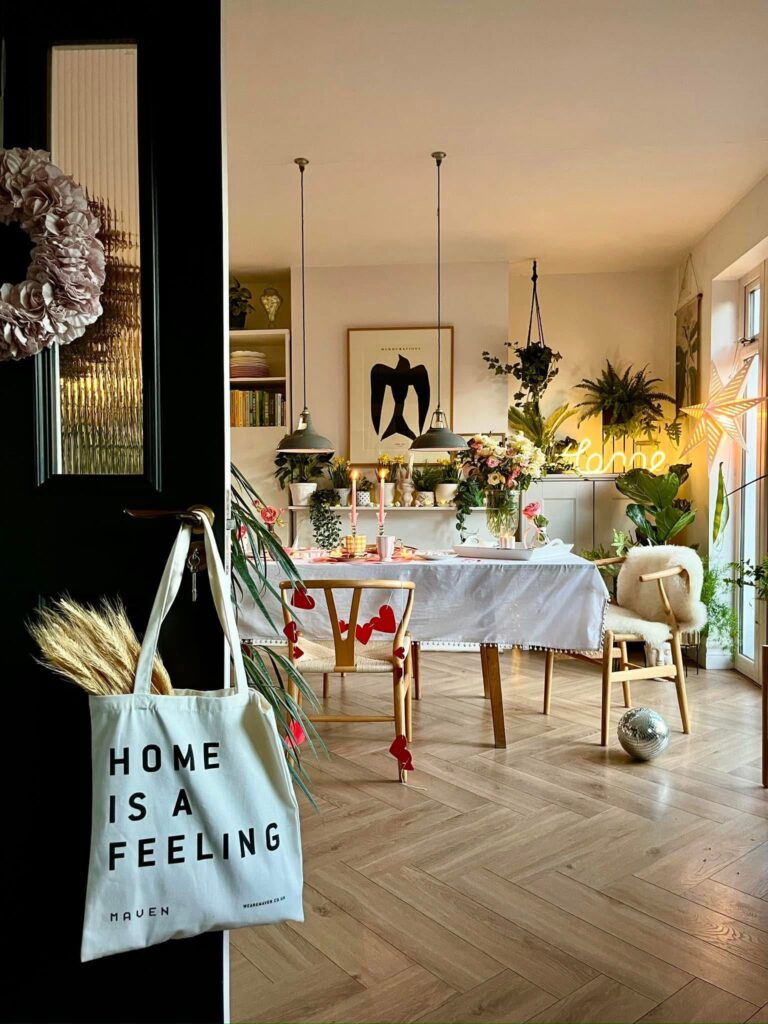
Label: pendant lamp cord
xmin=298 ymin=160 xmax=308 ymax=411
xmin=435 ymin=152 xmax=443 ymax=408
xmin=526 ymin=259 xmax=545 ymax=347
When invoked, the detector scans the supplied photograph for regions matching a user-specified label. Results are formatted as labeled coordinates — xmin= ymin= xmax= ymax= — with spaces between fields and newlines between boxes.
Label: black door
xmin=1 ymin=5 xmax=229 ymax=1021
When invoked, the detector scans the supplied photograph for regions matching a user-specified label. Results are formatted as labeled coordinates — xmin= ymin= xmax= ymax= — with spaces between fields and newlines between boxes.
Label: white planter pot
xmin=289 ymin=482 xmax=317 ymax=506
xmin=334 ymin=487 xmax=350 ymax=507
xmin=415 ymin=490 xmax=435 ymax=507
xmin=357 ymin=491 xmax=372 ymax=506
xmin=435 ymin=483 xmax=458 ymax=505
xmin=376 ymin=481 xmax=396 ymax=506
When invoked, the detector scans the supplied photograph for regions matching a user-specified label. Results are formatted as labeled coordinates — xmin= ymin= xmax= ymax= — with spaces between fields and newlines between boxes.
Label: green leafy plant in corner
xmin=230 ymin=463 xmax=327 ymax=805
xmin=273 ymin=452 xmax=332 ymax=488
xmin=309 ymin=490 xmax=342 ymax=549
xmin=507 ymin=401 xmax=578 ymax=473
xmin=454 ymin=478 xmax=485 ymax=536
xmin=576 ymin=361 xmax=674 ymax=441
xmin=229 ymin=278 xmax=255 ymax=319
xmin=700 ymin=558 xmax=739 ymax=659
xmin=615 ymin=465 xmax=695 ymax=544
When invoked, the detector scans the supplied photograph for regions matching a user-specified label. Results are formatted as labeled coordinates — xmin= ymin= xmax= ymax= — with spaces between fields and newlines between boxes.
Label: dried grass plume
xmin=29 ymin=596 xmax=173 ymax=696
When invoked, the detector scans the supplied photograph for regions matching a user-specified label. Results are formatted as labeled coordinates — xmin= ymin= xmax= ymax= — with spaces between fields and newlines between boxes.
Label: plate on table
xmin=415 ymin=550 xmax=454 ymax=561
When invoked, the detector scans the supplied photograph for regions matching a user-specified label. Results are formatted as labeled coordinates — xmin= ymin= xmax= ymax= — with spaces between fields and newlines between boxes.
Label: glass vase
xmin=484 ymin=488 xmax=519 ymax=538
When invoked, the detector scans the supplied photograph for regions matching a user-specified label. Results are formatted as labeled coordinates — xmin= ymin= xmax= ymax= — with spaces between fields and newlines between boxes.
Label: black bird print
xmin=370 ymin=354 xmax=431 ymax=441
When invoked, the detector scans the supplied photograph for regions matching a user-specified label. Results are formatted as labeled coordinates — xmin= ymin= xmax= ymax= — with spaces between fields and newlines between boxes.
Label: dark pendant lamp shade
xmin=411 ymin=152 xmax=468 ymax=454
xmin=277 ymin=158 xmax=334 ymax=454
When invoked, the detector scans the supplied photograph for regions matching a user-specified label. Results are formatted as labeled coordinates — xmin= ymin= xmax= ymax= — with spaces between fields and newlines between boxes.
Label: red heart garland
xmin=291 ymin=587 xmax=315 ymax=610
xmin=293 ymin=646 xmax=304 ymax=660
xmin=370 ymin=604 xmax=396 ymax=633
xmin=338 ymin=620 xmax=349 ymax=634
xmin=394 ymin=646 xmax=405 ymax=661
xmin=355 ymin=622 xmax=373 ymax=645
xmin=284 ymin=719 xmax=306 ymax=749
xmin=394 ymin=665 xmax=403 ymax=682
xmin=389 ymin=734 xmax=414 ymax=771
xmin=283 ymin=622 xmax=299 ymax=644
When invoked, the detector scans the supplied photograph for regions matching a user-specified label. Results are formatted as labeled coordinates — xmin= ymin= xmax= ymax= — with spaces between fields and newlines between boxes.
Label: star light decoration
xmin=680 ymin=354 xmax=767 ymax=466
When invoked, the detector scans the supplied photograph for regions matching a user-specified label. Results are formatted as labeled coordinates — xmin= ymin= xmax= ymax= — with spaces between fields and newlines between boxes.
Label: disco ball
xmin=617 ymin=707 xmax=670 ymax=760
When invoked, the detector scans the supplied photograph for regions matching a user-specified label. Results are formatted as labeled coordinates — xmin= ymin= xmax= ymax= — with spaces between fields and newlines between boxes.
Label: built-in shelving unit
xmin=230 ymin=328 xmax=290 ymax=509
xmin=287 ymin=505 xmax=483 ymax=512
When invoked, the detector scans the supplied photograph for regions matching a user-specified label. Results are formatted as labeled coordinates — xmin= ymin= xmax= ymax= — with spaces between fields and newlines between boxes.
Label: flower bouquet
xmin=460 ymin=432 xmax=546 ymax=538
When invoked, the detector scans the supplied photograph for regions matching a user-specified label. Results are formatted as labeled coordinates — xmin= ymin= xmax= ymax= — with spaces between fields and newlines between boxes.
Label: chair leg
xmin=670 ymin=632 xmax=692 ymax=734
xmin=543 ymin=650 xmax=555 ymax=714
xmin=601 ymin=630 xmax=614 ymax=746
xmin=323 ymin=673 xmax=330 ymax=698
xmin=405 ymin=675 xmax=413 ymax=742
xmin=412 ymin=642 xmax=421 ymax=700
xmin=393 ymin=673 xmax=407 ymax=782
xmin=619 ymin=641 xmax=632 ymax=707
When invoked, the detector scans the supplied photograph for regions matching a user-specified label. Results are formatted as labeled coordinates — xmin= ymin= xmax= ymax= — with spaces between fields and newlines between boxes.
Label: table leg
xmin=481 ymin=644 xmax=506 ymax=749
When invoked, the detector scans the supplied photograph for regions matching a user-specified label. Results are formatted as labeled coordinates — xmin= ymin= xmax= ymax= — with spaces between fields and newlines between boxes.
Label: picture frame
xmin=675 ymin=292 xmax=702 ymax=412
xmin=348 ymin=325 xmax=454 ymax=464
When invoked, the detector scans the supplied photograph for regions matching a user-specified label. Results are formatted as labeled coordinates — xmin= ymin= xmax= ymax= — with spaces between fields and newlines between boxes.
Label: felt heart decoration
xmin=394 ymin=665 xmax=403 ymax=682
xmin=291 ymin=587 xmax=315 ymax=610
xmin=338 ymin=620 xmax=349 ymax=634
xmin=370 ymin=604 xmax=396 ymax=633
xmin=355 ymin=622 xmax=373 ymax=645
xmin=293 ymin=646 xmax=304 ymax=660
xmin=389 ymin=734 xmax=414 ymax=771
xmin=284 ymin=719 xmax=306 ymax=748
xmin=283 ymin=622 xmax=299 ymax=644
xmin=394 ymin=646 xmax=405 ymax=661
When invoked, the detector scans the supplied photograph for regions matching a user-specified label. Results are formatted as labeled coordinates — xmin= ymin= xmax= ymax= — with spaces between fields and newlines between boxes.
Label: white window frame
xmin=734 ymin=265 xmax=766 ymax=682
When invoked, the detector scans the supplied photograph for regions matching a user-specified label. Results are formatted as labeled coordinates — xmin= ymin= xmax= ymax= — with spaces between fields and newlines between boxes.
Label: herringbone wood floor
xmin=231 ymin=650 xmax=768 ymax=1024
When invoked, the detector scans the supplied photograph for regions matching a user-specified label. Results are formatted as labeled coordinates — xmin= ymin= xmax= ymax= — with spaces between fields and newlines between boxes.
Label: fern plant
xmin=576 ymin=362 xmax=673 ymax=441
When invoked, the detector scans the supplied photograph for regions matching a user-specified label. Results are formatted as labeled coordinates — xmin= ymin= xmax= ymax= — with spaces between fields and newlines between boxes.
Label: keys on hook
xmin=187 ymin=547 xmax=202 ymax=603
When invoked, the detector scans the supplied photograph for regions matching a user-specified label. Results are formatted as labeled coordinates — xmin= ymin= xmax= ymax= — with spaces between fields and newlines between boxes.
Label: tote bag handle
xmin=134 ymin=513 xmax=248 ymax=696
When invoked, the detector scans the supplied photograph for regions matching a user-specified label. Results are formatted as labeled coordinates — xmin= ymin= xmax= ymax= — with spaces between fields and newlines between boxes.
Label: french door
xmin=734 ymin=265 xmax=767 ymax=681
xmin=1 ymin=5 xmax=230 ymax=1021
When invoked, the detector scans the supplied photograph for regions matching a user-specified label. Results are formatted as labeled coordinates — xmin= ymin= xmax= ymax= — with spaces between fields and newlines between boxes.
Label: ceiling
xmin=226 ymin=0 xmax=768 ymax=273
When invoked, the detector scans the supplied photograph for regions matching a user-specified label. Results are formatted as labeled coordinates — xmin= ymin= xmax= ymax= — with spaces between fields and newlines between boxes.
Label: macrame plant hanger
xmin=526 ymin=259 xmax=545 ymax=349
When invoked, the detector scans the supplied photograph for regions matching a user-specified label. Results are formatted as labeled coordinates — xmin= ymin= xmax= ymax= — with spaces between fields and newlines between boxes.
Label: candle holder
xmin=343 ymin=534 xmax=367 ymax=558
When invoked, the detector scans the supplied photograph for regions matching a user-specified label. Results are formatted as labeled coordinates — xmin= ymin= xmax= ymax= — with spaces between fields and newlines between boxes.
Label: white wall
xmin=291 ymin=262 xmax=510 ymax=449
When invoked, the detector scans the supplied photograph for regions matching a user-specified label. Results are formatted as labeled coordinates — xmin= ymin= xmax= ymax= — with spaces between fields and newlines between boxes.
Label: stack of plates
xmin=230 ymin=350 xmax=270 ymax=378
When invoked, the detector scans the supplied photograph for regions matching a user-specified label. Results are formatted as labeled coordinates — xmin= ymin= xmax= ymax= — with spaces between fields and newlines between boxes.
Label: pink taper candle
xmin=350 ymin=470 xmax=358 ymax=532
xmin=378 ymin=467 xmax=388 ymax=530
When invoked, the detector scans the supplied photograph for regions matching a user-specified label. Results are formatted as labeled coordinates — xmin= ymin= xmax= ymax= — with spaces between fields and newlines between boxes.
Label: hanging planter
xmin=482 ymin=260 xmax=561 ymax=405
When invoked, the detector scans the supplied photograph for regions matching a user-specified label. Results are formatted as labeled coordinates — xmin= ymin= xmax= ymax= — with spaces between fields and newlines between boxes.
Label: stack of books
xmin=230 ymin=390 xmax=286 ymax=427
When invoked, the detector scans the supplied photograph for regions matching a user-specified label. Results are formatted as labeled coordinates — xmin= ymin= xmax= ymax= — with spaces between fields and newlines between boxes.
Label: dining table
xmin=237 ymin=549 xmax=610 ymax=749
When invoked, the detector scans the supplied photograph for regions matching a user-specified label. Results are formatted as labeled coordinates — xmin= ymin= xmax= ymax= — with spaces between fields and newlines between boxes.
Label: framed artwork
xmin=348 ymin=326 xmax=453 ymax=463
xmin=675 ymin=293 xmax=701 ymax=412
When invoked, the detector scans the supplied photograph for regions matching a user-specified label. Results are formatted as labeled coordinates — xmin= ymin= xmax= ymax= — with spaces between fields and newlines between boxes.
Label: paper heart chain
xmin=389 ymin=734 xmax=414 ymax=772
xmin=338 ymin=620 xmax=348 ymax=634
xmin=283 ymin=622 xmax=299 ymax=644
xmin=370 ymin=604 xmax=396 ymax=633
xmin=355 ymin=622 xmax=373 ymax=645
xmin=291 ymin=587 xmax=315 ymax=610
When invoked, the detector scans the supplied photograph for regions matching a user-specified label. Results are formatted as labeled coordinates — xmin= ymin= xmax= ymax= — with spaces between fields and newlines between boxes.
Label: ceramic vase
xmin=335 ymin=487 xmax=350 ymax=507
xmin=289 ymin=482 xmax=317 ymax=507
xmin=435 ymin=483 xmax=458 ymax=505
xmin=416 ymin=490 xmax=435 ymax=507
xmin=357 ymin=491 xmax=372 ymax=506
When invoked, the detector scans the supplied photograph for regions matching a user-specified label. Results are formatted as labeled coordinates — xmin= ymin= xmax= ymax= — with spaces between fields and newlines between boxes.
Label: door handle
xmin=124 ymin=505 xmax=215 ymax=534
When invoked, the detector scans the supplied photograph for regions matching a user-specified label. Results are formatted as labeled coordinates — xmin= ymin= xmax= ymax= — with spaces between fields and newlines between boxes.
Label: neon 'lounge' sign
xmin=561 ymin=438 xmax=667 ymax=474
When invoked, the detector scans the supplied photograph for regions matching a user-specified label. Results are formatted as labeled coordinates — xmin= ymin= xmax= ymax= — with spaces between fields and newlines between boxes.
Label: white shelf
xmin=229 ymin=376 xmax=286 ymax=386
xmin=288 ymin=505 xmax=485 ymax=512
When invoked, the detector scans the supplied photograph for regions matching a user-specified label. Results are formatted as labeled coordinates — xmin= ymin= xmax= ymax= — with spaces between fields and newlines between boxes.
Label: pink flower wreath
xmin=0 ymin=148 xmax=105 ymax=361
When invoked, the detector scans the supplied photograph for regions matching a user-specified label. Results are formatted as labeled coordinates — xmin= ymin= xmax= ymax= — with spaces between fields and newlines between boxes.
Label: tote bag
xmin=81 ymin=515 xmax=304 ymax=962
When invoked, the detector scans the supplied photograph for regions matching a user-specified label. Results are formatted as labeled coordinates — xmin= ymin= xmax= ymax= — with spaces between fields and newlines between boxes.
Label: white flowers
xmin=0 ymin=148 xmax=105 ymax=361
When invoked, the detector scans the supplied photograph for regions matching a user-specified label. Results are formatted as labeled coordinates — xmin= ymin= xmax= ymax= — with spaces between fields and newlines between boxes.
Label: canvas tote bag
xmin=81 ymin=514 xmax=304 ymax=962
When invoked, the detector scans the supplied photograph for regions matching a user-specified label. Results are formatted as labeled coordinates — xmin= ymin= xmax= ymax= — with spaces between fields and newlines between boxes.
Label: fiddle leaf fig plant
xmin=615 ymin=465 xmax=695 ymax=545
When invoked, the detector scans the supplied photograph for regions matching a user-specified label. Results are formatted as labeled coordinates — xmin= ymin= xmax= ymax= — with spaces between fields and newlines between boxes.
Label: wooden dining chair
xmin=542 ymin=546 xmax=706 ymax=746
xmin=279 ymin=579 xmax=416 ymax=776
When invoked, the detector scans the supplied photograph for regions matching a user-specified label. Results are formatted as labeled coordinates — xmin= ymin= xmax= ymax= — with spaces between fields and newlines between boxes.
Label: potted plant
xmin=375 ymin=454 xmax=399 ymax=506
xmin=575 ymin=361 xmax=674 ymax=441
xmin=507 ymin=401 xmax=578 ymax=473
xmin=274 ymin=452 xmax=331 ymax=506
xmin=458 ymin=433 xmax=546 ymax=538
xmin=411 ymin=465 xmax=441 ymax=507
xmin=229 ymin=278 xmax=255 ymax=329
xmin=309 ymin=490 xmax=342 ymax=550
xmin=328 ymin=456 xmax=351 ymax=506
xmin=614 ymin=464 xmax=695 ymax=544
xmin=434 ymin=457 xmax=461 ymax=505
xmin=356 ymin=475 xmax=373 ymax=506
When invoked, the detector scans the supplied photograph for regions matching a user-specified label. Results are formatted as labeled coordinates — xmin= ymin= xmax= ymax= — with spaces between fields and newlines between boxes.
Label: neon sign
xmin=562 ymin=438 xmax=667 ymax=475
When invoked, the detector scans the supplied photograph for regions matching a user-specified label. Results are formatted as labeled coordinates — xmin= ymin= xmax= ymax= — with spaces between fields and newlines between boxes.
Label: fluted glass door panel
xmin=50 ymin=45 xmax=143 ymax=474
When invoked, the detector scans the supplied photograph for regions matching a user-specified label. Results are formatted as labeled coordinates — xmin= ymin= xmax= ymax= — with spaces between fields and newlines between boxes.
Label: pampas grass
xmin=29 ymin=596 xmax=173 ymax=696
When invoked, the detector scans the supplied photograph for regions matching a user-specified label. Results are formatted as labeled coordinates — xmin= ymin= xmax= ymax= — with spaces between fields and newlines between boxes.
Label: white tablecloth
xmin=237 ymin=552 xmax=608 ymax=652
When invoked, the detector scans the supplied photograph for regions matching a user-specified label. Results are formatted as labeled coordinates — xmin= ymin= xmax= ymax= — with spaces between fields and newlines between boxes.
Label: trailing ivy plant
xmin=309 ymin=489 xmax=342 ymax=549
xmin=576 ymin=361 xmax=674 ymax=441
xmin=454 ymin=478 xmax=485 ymax=536
xmin=483 ymin=341 xmax=562 ymax=403
xmin=615 ymin=465 xmax=695 ymax=544
xmin=230 ymin=463 xmax=326 ymax=805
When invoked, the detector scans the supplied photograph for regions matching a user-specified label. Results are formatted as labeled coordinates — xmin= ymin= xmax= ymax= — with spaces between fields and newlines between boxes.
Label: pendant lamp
xmin=277 ymin=158 xmax=334 ymax=454
xmin=410 ymin=152 xmax=468 ymax=453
